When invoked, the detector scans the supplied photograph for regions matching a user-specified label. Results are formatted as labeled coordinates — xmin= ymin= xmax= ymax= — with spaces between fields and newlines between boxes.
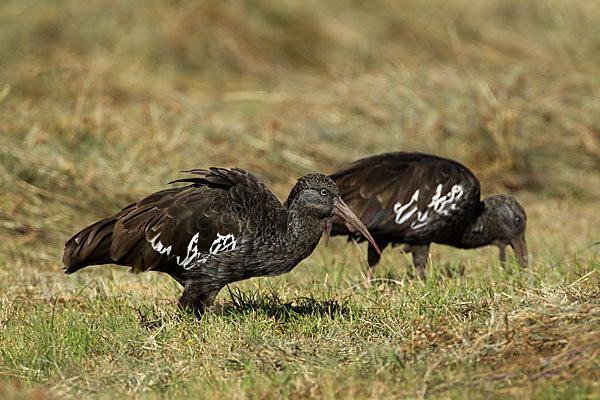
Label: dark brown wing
xmin=330 ymin=152 xmax=481 ymax=243
xmin=63 ymin=167 xmax=284 ymax=279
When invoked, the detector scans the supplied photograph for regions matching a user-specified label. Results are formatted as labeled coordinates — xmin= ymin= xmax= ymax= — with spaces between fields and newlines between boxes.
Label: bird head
xmin=286 ymin=173 xmax=380 ymax=254
xmin=484 ymin=195 xmax=528 ymax=268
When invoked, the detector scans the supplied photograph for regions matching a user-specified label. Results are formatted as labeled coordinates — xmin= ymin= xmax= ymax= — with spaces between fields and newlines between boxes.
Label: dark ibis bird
xmin=329 ymin=152 xmax=528 ymax=281
xmin=63 ymin=167 xmax=380 ymax=312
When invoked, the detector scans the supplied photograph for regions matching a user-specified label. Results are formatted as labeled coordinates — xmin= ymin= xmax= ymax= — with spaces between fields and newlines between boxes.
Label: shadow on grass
xmin=219 ymin=287 xmax=352 ymax=321
xmin=132 ymin=288 xmax=352 ymax=329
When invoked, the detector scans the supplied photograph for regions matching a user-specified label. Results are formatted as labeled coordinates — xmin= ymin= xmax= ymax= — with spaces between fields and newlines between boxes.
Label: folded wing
xmin=63 ymin=168 xmax=284 ymax=279
xmin=330 ymin=152 xmax=481 ymax=241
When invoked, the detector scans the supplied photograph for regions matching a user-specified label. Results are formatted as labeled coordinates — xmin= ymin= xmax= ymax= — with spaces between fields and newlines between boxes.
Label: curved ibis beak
xmin=509 ymin=232 xmax=528 ymax=269
xmin=327 ymin=197 xmax=381 ymax=255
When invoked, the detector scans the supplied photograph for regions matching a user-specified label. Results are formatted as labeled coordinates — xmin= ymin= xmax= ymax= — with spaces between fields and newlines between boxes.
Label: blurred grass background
xmin=1 ymin=0 xmax=599 ymax=398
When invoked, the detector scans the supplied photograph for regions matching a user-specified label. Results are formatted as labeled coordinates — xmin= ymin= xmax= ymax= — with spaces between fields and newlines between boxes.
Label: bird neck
xmin=455 ymin=202 xmax=495 ymax=249
xmin=284 ymin=203 xmax=326 ymax=249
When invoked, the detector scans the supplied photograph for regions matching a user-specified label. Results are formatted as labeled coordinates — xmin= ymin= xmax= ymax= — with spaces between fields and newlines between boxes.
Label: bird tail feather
xmin=62 ymin=217 xmax=117 ymax=274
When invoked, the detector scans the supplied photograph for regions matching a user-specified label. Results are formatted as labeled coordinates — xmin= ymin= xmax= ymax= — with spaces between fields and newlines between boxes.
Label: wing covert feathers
xmin=62 ymin=167 xmax=284 ymax=276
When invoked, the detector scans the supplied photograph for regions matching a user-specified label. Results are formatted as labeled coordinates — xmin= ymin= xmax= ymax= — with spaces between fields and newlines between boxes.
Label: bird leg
xmin=366 ymin=242 xmax=382 ymax=284
xmin=410 ymin=244 xmax=430 ymax=281
xmin=178 ymin=282 xmax=222 ymax=315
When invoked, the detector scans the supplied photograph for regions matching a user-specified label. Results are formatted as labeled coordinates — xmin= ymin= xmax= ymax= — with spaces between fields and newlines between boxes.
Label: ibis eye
xmin=515 ymin=216 xmax=522 ymax=224
xmin=320 ymin=189 xmax=329 ymax=196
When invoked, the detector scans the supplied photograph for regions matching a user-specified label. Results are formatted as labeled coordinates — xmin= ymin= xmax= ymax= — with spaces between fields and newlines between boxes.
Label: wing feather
xmin=331 ymin=152 xmax=481 ymax=241
xmin=63 ymin=167 xmax=285 ymax=278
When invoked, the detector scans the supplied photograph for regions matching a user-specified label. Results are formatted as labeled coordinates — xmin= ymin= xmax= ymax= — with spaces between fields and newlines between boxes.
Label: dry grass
xmin=1 ymin=0 xmax=599 ymax=398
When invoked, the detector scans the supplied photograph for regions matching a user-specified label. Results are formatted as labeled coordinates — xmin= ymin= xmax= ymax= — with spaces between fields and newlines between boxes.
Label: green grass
xmin=1 ymin=0 xmax=600 ymax=398
xmin=1 ymin=250 xmax=598 ymax=399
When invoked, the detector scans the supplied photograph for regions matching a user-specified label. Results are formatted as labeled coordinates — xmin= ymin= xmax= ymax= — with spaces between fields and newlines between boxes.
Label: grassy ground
xmin=1 ymin=0 xmax=599 ymax=398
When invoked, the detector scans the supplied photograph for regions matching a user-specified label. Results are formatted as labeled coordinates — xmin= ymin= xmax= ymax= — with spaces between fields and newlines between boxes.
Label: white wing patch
xmin=194 ymin=233 xmax=238 ymax=267
xmin=428 ymin=184 xmax=464 ymax=215
xmin=209 ymin=233 xmax=237 ymax=254
xmin=147 ymin=232 xmax=238 ymax=270
xmin=148 ymin=233 xmax=172 ymax=256
xmin=393 ymin=184 xmax=464 ymax=230
xmin=394 ymin=189 xmax=420 ymax=225
xmin=177 ymin=232 xmax=200 ymax=269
